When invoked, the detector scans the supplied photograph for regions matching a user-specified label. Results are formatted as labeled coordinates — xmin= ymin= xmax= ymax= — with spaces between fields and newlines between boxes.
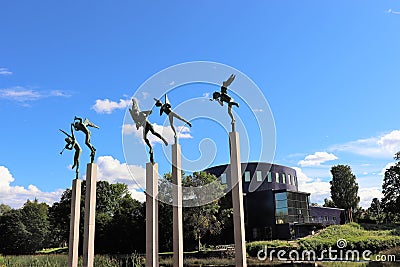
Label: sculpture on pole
xmin=129 ymin=98 xmax=168 ymax=164
xmin=72 ymin=117 xmax=99 ymax=163
xmin=154 ymin=94 xmax=192 ymax=142
xmin=211 ymin=74 xmax=239 ymax=125
xmin=60 ymin=125 xmax=82 ymax=179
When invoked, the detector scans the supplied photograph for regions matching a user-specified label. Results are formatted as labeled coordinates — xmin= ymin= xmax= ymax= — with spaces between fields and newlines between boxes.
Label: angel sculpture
xmin=72 ymin=117 xmax=99 ymax=163
xmin=154 ymin=94 xmax=192 ymax=142
xmin=129 ymin=98 xmax=168 ymax=164
xmin=211 ymin=74 xmax=239 ymax=124
xmin=60 ymin=125 xmax=82 ymax=178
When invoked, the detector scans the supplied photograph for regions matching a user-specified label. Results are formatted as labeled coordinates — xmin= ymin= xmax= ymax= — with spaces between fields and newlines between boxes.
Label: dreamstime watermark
xmin=257 ymin=239 xmax=397 ymax=262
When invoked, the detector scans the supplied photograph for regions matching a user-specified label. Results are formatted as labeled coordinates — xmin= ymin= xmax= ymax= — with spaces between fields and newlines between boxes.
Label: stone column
xmin=146 ymin=163 xmax=159 ymax=267
xmin=229 ymin=131 xmax=247 ymax=267
xmin=68 ymin=178 xmax=81 ymax=267
xmin=172 ymin=144 xmax=183 ymax=267
xmin=83 ymin=163 xmax=97 ymax=267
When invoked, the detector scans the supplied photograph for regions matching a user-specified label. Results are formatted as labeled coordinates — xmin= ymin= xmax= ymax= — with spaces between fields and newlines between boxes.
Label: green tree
xmin=323 ymin=198 xmax=336 ymax=208
xmin=182 ymin=172 xmax=226 ymax=251
xmin=0 ymin=209 xmax=29 ymax=254
xmin=0 ymin=204 xmax=11 ymax=216
xmin=20 ymin=199 xmax=50 ymax=253
xmin=367 ymin=197 xmax=383 ymax=223
xmin=381 ymin=165 xmax=400 ymax=220
xmin=330 ymin=165 xmax=360 ymax=222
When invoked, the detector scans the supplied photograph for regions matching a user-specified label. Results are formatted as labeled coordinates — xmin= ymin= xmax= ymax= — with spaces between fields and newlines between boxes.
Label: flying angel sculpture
xmin=154 ymin=94 xmax=192 ymax=141
xmin=129 ymin=98 xmax=168 ymax=164
xmin=211 ymin=74 xmax=239 ymax=124
xmin=59 ymin=125 xmax=82 ymax=178
xmin=72 ymin=117 xmax=99 ymax=163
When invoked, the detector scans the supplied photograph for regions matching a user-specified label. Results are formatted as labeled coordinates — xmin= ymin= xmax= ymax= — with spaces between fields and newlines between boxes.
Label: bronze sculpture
xmin=129 ymin=98 xmax=168 ymax=164
xmin=72 ymin=117 xmax=99 ymax=163
xmin=60 ymin=126 xmax=82 ymax=178
xmin=154 ymin=94 xmax=192 ymax=142
xmin=211 ymin=74 xmax=239 ymax=124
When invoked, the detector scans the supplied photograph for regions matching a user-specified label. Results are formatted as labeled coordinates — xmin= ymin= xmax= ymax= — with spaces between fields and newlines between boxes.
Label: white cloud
xmin=92 ymin=98 xmax=131 ymax=114
xmin=0 ymin=87 xmax=69 ymax=102
xmin=387 ymin=9 xmax=400 ymax=15
xmin=141 ymin=92 xmax=150 ymax=99
xmin=359 ymin=187 xmax=383 ymax=208
xmin=123 ymin=123 xmax=192 ymax=145
xmin=96 ymin=156 xmax=145 ymax=202
xmin=331 ymin=130 xmax=400 ymax=158
xmin=294 ymin=167 xmax=331 ymax=204
xmin=0 ymin=166 xmax=64 ymax=208
xmin=169 ymin=81 xmax=175 ymax=86
xmin=0 ymin=68 xmax=12 ymax=76
xmin=379 ymin=162 xmax=396 ymax=176
xmin=298 ymin=152 xmax=338 ymax=167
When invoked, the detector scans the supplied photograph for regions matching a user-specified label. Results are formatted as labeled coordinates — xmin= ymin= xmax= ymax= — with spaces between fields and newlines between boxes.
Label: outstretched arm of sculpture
xmin=74 ymin=116 xmax=83 ymax=123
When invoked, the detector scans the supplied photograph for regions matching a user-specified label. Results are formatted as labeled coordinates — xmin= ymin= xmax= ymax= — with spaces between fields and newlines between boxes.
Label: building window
xmin=244 ymin=171 xmax=251 ymax=182
xmin=256 ymin=171 xmax=262 ymax=182
xmin=294 ymin=176 xmax=298 ymax=186
xmin=288 ymin=174 xmax=292 ymax=185
xmin=267 ymin=172 xmax=272 ymax=183
xmin=333 ymin=217 xmax=337 ymax=221
xmin=282 ymin=173 xmax=286 ymax=184
xmin=275 ymin=192 xmax=288 ymax=224
xmin=275 ymin=172 xmax=280 ymax=183
xmin=220 ymin=173 xmax=226 ymax=184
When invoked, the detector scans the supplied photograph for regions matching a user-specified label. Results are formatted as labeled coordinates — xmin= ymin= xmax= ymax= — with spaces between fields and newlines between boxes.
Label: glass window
xmin=294 ymin=176 xmax=298 ymax=186
xmin=275 ymin=172 xmax=280 ymax=183
xmin=267 ymin=172 xmax=272 ymax=182
xmin=244 ymin=171 xmax=251 ymax=182
xmin=220 ymin=173 xmax=226 ymax=184
xmin=275 ymin=192 xmax=287 ymax=201
xmin=282 ymin=173 xmax=286 ymax=184
xmin=288 ymin=174 xmax=292 ymax=185
xmin=256 ymin=171 xmax=262 ymax=182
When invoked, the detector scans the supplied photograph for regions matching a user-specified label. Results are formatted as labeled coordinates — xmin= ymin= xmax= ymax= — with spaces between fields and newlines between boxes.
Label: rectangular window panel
xmin=267 ymin=172 xmax=272 ymax=182
xmin=221 ymin=173 xmax=226 ymax=184
xmin=282 ymin=173 xmax=286 ymax=184
xmin=288 ymin=174 xmax=292 ymax=185
xmin=256 ymin=171 xmax=262 ymax=182
xmin=244 ymin=171 xmax=251 ymax=182
xmin=275 ymin=172 xmax=280 ymax=183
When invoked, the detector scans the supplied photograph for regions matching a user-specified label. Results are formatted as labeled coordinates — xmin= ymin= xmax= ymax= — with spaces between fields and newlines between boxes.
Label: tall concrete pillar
xmin=172 ymin=144 xmax=183 ymax=267
xmin=68 ymin=178 xmax=81 ymax=267
xmin=83 ymin=163 xmax=97 ymax=267
xmin=146 ymin=163 xmax=159 ymax=267
xmin=229 ymin=131 xmax=247 ymax=267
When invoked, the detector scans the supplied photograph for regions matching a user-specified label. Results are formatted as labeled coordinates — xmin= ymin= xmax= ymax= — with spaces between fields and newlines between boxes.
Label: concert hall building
xmin=204 ymin=162 xmax=345 ymax=240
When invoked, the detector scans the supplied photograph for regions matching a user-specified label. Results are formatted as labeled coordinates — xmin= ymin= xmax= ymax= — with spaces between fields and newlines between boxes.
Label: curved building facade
xmin=205 ymin=162 xmax=343 ymax=240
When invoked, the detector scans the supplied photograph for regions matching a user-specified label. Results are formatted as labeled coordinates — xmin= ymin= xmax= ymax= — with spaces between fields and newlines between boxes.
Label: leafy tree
xmin=323 ymin=198 xmax=336 ymax=208
xmin=381 ymin=165 xmax=400 ymax=219
xmin=182 ymin=172 xmax=226 ymax=251
xmin=366 ymin=198 xmax=384 ymax=223
xmin=330 ymin=165 xmax=360 ymax=222
xmin=20 ymin=199 xmax=50 ymax=253
xmin=0 ymin=209 xmax=29 ymax=254
xmin=0 ymin=204 xmax=11 ymax=216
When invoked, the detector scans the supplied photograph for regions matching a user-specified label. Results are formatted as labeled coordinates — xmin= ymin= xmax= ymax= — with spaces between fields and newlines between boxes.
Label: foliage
xmin=330 ymin=165 xmax=360 ymax=221
xmin=0 ymin=209 xmax=29 ymax=254
xmin=382 ymin=165 xmax=400 ymax=217
xmin=0 ymin=204 xmax=11 ymax=216
xmin=298 ymin=223 xmax=400 ymax=253
xmin=323 ymin=198 xmax=336 ymax=208
xmin=182 ymin=172 xmax=227 ymax=251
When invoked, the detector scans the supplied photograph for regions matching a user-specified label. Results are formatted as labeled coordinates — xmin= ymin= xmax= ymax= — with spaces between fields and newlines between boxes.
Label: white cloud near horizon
xmin=96 ymin=156 xmax=146 ymax=202
xmin=0 ymin=87 xmax=70 ymax=102
xmin=0 ymin=166 xmax=64 ymax=209
xmin=330 ymin=130 xmax=400 ymax=158
xmin=298 ymin=152 xmax=338 ymax=167
xmin=0 ymin=68 xmax=12 ymax=75
xmin=294 ymin=167 xmax=380 ymax=208
xmin=387 ymin=9 xmax=400 ymax=15
xmin=92 ymin=98 xmax=131 ymax=114
xmin=123 ymin=123 xmax=192 ymax=145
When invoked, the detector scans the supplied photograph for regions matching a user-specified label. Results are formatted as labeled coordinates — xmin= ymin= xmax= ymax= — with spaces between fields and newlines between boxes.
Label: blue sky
xmin=1 ymin=1 xmax=400 ymax=208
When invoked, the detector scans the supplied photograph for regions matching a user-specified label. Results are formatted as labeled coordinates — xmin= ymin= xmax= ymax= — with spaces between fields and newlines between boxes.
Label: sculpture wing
xmin=59 ymin=129 xmax=72 ymax=139
xmin=222 ymin=74 xmax=236 ymax=88
xmin=131 ymin=98 xmax=141 ymax=113
xmin=83 ymin=118 xmax=100 ymax=129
